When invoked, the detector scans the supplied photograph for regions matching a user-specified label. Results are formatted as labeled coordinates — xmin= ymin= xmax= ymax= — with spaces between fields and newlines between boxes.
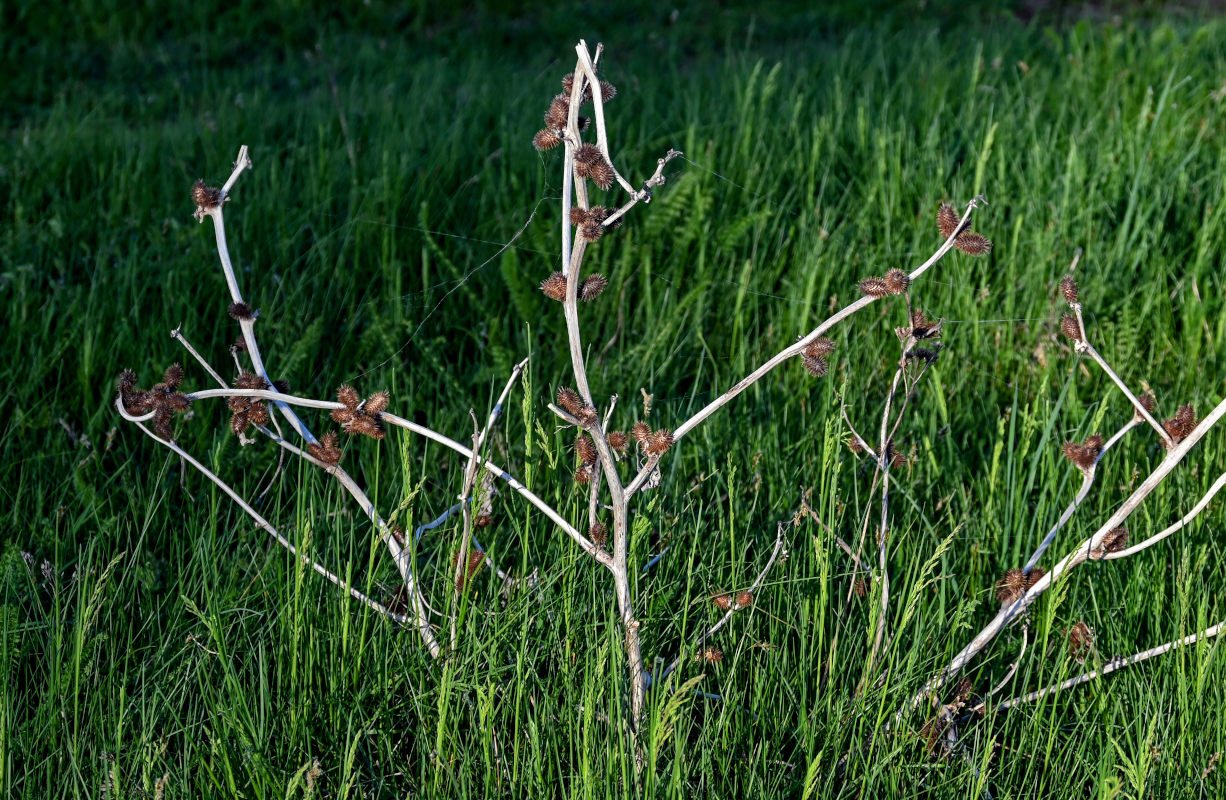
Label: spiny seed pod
xmin=532 ymin=129 xmax=562 ymax=151
xmin=153 ymin=407 xmax=175 ymax=441
xmin=163 ymin=363 xmax=184 ymax=390
xmin=882 ymin=440 xmax=905 ymax=469
xmin=192 ymin=180 xmax=221 ymax=213
xmin=454 ymin=548 xmax=486 ymax=591
xmin=1162 ymin=403 xmax=1197 ymax=443
xmin=995 ymin=568 xmax=1026 ymax=604
xmin=308 ymin=432 xmax=343 ymax=465
xmin=937 ymin=202 xmax=960 ymax=240
xmin=575 ymin=434 xmax=597 ymax=465
xmin=557 ymin=386 xmax=585 ymax=416
xmin=475 ymin=513 xmax=493 ymax=529
xmin=587 ymin=159 xmax=615 ymax=191
xmin=231 ymin=337 xmax=248 ymax=353
xmin=847 ymin=438 xmax=865 ymax=454
xmin=857 ymin=277 xmax=890 ymax=298
xmin=1097 ymin=527 xmax=1129 ymax=556
xmin=1067 ymin=621 xmax=1094 ymax=663
xmin=1062 ymin=434 xmax=1103 ymax=473
xmin=544 ymin=94 xmax=570 ymax=129
xmin=230 ymin=410 xmax=250 ymax=435
xmin=736 ymin=590 xmax=754 ymax=607
xmin=1023 ymin=567 xmax=1045 ymax=590
xmin=883 ymin=269 xmax=911 ymax=294
xmin=228 ymin=302 xmax=256 ymax=321
xmin=364 ymin=391 xmax=390 ymax=415
xmin=227 ymin=395 xmax=247 ymax=413
xmin=579 ymin=274 xmax=608 ymax=300
xmin=805 ymin=337 xmax=836 ymax=357
xmin=348 ymin=414 xmax=387 ymax=440
xmin=645 ymin=428 xmax=674 ymax=456
xmin=575 ymin=462 xmax=594 ymax=484
xmin=247 ymin=402 xmax=270 ymax=427
xmin=954 ymin=231 xmax=993 ymax=256
xmin=272 ymin=379 xmax=290 ymax=394
xmin=712 ymin=594 xmax=734 ymax=610
xmin=700 ymin=646 xmax=723 ymax=663
xmin=920 ymin=718 xmax=951 ymax=761
xmin=589 ymin=522 xmax=608 ymax=548
xmin=853 ymin=577 xmax=867 ymax=597
xmin=562 ymin=74 xmax=617 ymax=103
xmin=955 ymin=677 xmax=975 ymax=703
xmin=607 ymin=431 xmax=628 ymax=453
xmin=1137 ymin=392 xmax=1156 ymax=415
xmin=908 ymin=347 xmax=942 ymax=365
xmin=802 ymin=354 xmax=828 ymax=376
xmin=579 ymin=221 xmax=604 ymax=242
xmin=569 ymin=207 xmax=587 ymax=226
xmin=540 ymin=271 xmax=568 ymax=301
xmin=632 ymin=422 xmax=650 ymax=447
xmin=337 ymin=385 xmax=361 ymax=410
xmin=234 ymin=371 xmax=267 ymax=391
xmin=574 ymin=144 xmax=602 ymax=167
xmin=1059 ymin=274 xmax=1079 ymax=304
xmin=586 ymin=206 xmax=611 ymax=224
xmin=330 ymin=406 xmax=354 ymax=425
xmin=1060 ymin=313 xmax=1083 ymax=342
xmin=905 ymin=309 xmax=943 ymax=340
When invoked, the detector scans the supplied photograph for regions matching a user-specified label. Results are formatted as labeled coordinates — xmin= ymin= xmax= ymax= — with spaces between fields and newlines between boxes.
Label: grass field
xmin=5 ymin=2 xmax=1226 ymax=797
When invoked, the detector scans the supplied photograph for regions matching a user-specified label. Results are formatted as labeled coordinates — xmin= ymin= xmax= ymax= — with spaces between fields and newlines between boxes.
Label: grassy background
xmin=4 ymin=1 xmax=1226 ymax=796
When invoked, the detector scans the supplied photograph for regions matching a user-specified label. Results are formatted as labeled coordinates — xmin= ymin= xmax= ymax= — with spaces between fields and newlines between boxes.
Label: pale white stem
xmin=661 ymin=522 xmax=787 ymax=680
xmin=1080 ymin=341 xmax=1171 ymax=446
xmin=601 ymin=150 xmax=681 ymax=229
xmin=115 ymin=397 xmax=406 ymax=625
xmin=170 ymin=327 xmax=227 ymax=388
xmin=980 ymin=624 xmax=1029 ymax=707
xmin=904 ymin=389 xmax=1226 ymax=716
xmin=996 ymin=621 xmax=1224 ymax=710
xmin=650 ymin=198 xmax=985 ymax=458
xmin=1024 ymin=419 xmax=1140 ymax=570
xmin=1104 ymin=468 xmax=1226 ymax=559
xmin=576 ymin=40 xmax=636 ymax=195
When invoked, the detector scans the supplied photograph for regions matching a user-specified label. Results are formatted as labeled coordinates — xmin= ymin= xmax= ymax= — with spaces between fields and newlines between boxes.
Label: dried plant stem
xmin=1103 ymin=468 xmax=1226 ymax=559
xmin=1079 ymin=340 xmax=1172 ymax=446
xmin=996 ymin=621 xmax=1224 ymax=710
xmin=660 ymin=521 xmax=787 ymax=681
xmin=115 ymin=397 xmax=408 ymax=625
xmin=973 ymin=623 xmax=1029 ymax=712
xmin=647 ymin=197 xmax=985 ymax=468
xmin=904 ymin=389 xmax=1226 ymax=717
xmin=170 ymin=327 xmax=226 ymax=387
xmin=1024 ymin=419 xmax=1139 ymax=570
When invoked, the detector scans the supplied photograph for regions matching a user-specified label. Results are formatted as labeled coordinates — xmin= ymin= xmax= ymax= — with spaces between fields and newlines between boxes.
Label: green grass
xmin=4 ymin=3 xmax=1226 ymax=797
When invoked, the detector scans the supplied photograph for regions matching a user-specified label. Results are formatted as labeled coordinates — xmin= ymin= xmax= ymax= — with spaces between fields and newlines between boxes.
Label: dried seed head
xmin=1162 ymin=403 xmax=1197 ymax=443
xmin=801 ymin=354 xmax=828 ymax=377
xmin=330 ymin=407 xmax=355 ymax=425
xmin=569 ymin=207 xmax=587 ymax=226
xmin=575 ymin=434 xmax=597 ymax=465
xmin=645 ymin=428 xmax=674 ymax=456
xmin=544 ymin=94 xmax=570 ymax=129
xmin=700 ymin=646 xmax=723 ymax=663
xmin=805 ymin=337 xmax=836 ymax=357
xmin=192 ymin=180 xmax=222 ymax=217
xmin=847 ymin=438 xmax=865 ymax=454
xmin=574 ymin=462 xmax=594 ymax=484
xmin=532 ymin=129 xmax=563 ymax=151
xmin=348 ymin=414 xmax=387 ymax=440
xmin=736 ymin=590 xmax=754 ymax=607
xmin=1061 ymin=434 xmax=1103 ymax=473
xmin=906 ymin=309 xmax=943 ymax=340
xmin=1023 ymin=567 xmax=1045 ymax=590
xmin=540 ymin=271 xmax=568 ymax=301
xmin=588 ymin=158 xmax=615 ymax=191
xmin=231 ymin=337 xmax=248 ymax=353
xmin=1098 ymin=527 xmax=1129 ymax=556
xmin=853 ymin=577 xmax=867 ymax=597
xmin=596 ymin=80 xmax=617 ymax=101
xmin=632 ymin=421 xmax=651 ymax=446
xmin=995 ymin=568 xmax=1026 ymax=604
xmin=475 ymin=513 xmax=493 ymax=529
xmin=1066 ymin=621 xmax=1094 ymax=663
xmin=908 ymin=347 xmax=942 ymax=365
xmin=454 ymin=548 xmax=486 ymax=591
xmin=607 ymin=431 xmax=628 ymax=453
xmin=230 ymin=409 xmax=250 ymax=435
xmin=228 ymin=302 xmax=256 ymax=321
xmin=883 ymin=269 xmax=911 ymax=295
xmin=1059 ymin=274 xmax=1079 ymax=305
xmin=364 ymin=391 xmax=390 ymax=415
xmin=235 ymin=371 xmax=268 ymax=391
xmin=1060 ymin=313 xmax=1083 ymax=342
xmin=589 ymin=522 xmax=608 ymax=548
xmin=574 ymin=144 xmax=602 ymax=167
xmin=308 ymin=432 xmax=344 ymax=465
xmin=1137 ymin=392 xmax=1156 ymax=415
xmin=954 ymin=231 xmax=993 ymax=256
xmin=937 ymin=202 xmax=961 ymax=240
xmin=163 ymin=363 xmax=184 ymax=390
xmin=857 ymin=277 xmax=890 ymax=298
xmin=152 ymin=407 xmax=175 ymax=441
xmin=557 ymin=386 xmax=585 ymax=416
xmin=272 ymin=379 xmax=290 ymax=394
xmin=712 ymin=594 xmax=734 ymax=610
xmin=337 ymin=385 xmax=361 ymax=410
xmin=579 ymin=221 xmax=604 ymax=242
xmin=247 ymin=402 xmax=270 ymax=427
xmin=882 ymin=440 xmax=905 ymax=469
xmin=579 ymin=274 xmax=608 ymax=300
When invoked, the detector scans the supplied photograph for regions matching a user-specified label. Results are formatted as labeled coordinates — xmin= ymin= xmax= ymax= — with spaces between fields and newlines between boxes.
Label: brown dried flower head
xmin=1059 ymin=313 xmax=1083 ymax=342
xmin=163 ymin=363 xmax=184 ymax=391
xmin=1162 ymin=403 xmax=1197 ymax=443
xmin=589 ymin=522 xmax=608 ymax=548
xmin=645 ymin=428 xmax=674 ymax=456
xmin=308 ymin=432 xmax=344 ymax=465
xmin=995 ymin=568 xmax=1026 ymax=604
xmin=856 ymin=277 xmax=889 ymax=298
xmin=1136 ymin=391 xmax=1157 ymax=419
xmin=847 ymin=438 xmax=865 ymax=454
xmin=1061 ymin=433 xmax=1103 ymax=473
xmin=557 ymin=387 xmax=584 ymax=416
xmin=228 ymin=302 xmax=256 ymax=321
xmin=712 ymin=594 xmax=734 ymax=611
xmin=575 ymin=434 xmax=597 ymax=465
xmin=937 ymin=203 xmax=961 ymax=240
xmin=540 ymin=271 xmax=568 ymax=301
xmin=954 ymin=231 xmax=993 ymax=256
xmin=801 ymin=354 xmax=828 ymax=377
xmin=699 ymin=646 xmax=724 ymax=664
xmin=533 ymin=129 xmax=563 ymax=151
xmin=1096 ymin=527 xmax=1129 ymax=557
xmin=1023 ymin=567 xmax=1045 ymax=590
xmin=544 ymin=94 xmax=570 ymax=130
xmin=1066 ymin=621 xmax=1094 ymax=663
xmin=336 ymin=385 xmax=361 ymax=410
xmin=1059 ymin=274 xmax=1079 ymax=305
xmin=574 ymin=462 xmax=594 ymax=484
xmin=454 ymin=548 xmax=486 ymax=591
xmin=735 ymin=590 xmax=754 ymax=607
xmin=475 ymin=513 xmax=493 ymax=529
xmin=805 ymin=337 xmax=836 ymax=357
xmin=883 ymin=269 xmax=911 ymax=295
xmin=631 ymin=421 xmax=651 ymax=446
xmin=607 ymin=431 xmax=628 ymax=453
xmin=579 ymin=274 xmax=608 ymax=301
xmin=192 ymin=180 xmax=222 ymax=219
xmin=853 ymin=577 xmax=867 ymax=597
xmin=364 ymin=391 xmax=391 ymax=415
